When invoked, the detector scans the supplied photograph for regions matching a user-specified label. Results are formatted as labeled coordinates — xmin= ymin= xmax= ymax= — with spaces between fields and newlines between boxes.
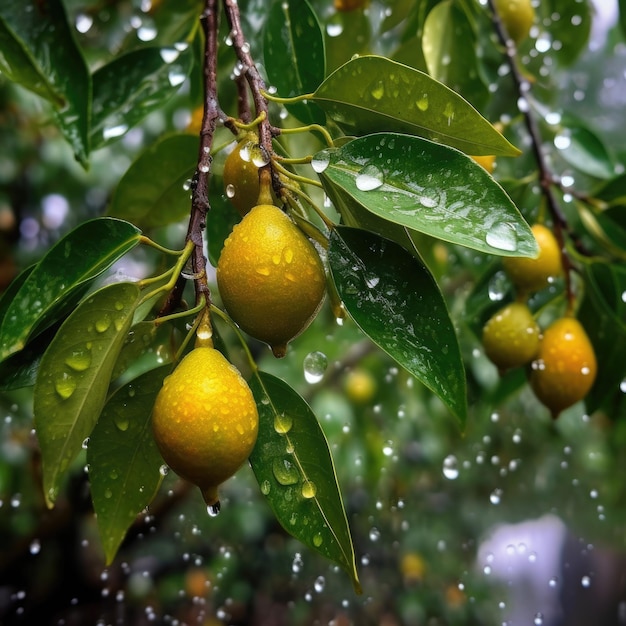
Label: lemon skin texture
xmin=223 ymin=139 xmax=262 ymax=217
xmin=529 ymin=317 xmax=597 ymax=418
xmin=216 ymin=204 xmax=326 ymax=358
xmin=482 ymin=302 xmax=541 ymax=370
xmin=151 ymin=347 xmax=259 ymax=505
xmin=502 ymin=224 xmax=562 ymax=295
xmin=494 ymin=0 xmax=535 ymax=45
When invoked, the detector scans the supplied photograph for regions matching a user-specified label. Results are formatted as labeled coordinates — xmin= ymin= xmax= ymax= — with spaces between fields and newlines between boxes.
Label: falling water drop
xmin=303 ymin=351 xmax=328 ymax=384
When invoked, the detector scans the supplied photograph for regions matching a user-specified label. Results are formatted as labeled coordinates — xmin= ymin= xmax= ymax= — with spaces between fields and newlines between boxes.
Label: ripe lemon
xmin=502 ymin=224 xmax=562 ymax=295
xmin=151 ymin=347 xmax=259 ymax=507
xmin=216 ymin=204 xmax=326 ymax=358
xmin=471 ymin=154 xmax=496 ymax=174
xmin=494 ymin=0 xmax=535 ymax=45
xmin=529 ymin=316 xmax=597 ymax=418
xmin=223 ymin=138 xmax=262 ymax=217
xmin=482 ymin=301 xmax=541 ymax=370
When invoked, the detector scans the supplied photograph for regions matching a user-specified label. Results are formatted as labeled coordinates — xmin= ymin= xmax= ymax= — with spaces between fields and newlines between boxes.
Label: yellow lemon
xmin=216 ymin=204 xmax=326 ymax=357
xmin=223 ymin=138 xmax=262 ymax=216
xmin=152 ymin=347 xmax=259 ymax=508
xmin=494 ymin=0 xmax=535 ymax=45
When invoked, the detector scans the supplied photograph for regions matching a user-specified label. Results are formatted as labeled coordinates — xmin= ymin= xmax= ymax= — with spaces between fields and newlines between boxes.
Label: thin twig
xmin=486 ymin=0 xmax=575 ymax=311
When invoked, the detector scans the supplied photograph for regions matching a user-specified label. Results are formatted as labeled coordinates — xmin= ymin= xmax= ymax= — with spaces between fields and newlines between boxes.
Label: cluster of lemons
xmin=152 ymin=138 xmax=327 ymax=507
xmin=482 ymin=224 xmax=597 ymax=418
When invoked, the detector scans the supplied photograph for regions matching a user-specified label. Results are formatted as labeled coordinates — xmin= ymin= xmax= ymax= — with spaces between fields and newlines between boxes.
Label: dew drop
xmin=225 ymin=183 xmax=235 ymax=198
xmin=55 ymin=374 xmax=77 ymax=400
xmin=292 ymin=552 xmax=303 ymax=573
xmin=301 ymin=480 xmax=317 ymax=499
xmin=416 ymin=95 xmax=429 ymax=111
xmin=274 ymin=412 xmax=293 ymax=435
xmin=65 ymin=349 xmax=92 ymax=372
xmin=486 ymin=222 xmax=518 ymax=252
xmin=581 ymin=575 xmax=591 ymax=588
xmin=207 ymin=501 xmax=221 ymax=517
xmin=355 ymin=164 xmax=384 ymax=191
xmin=29 ymin=539 xmax=41 ymax=555
xmin=442 ymin=454 xmax=459 ymax=480
xmin=303 ymin=351 xmax=328 ymax=384
xmin=314 ymin=575 xmax=326 ymax=592
xmin=488 ymin=271 xmax=508 ymax=301
xmin=490 ymin=488 xmax=503 ymax=505
xmin=371 ymin=82 xmax=385 ymax=100
xmin=312 ymin=532 xmax=323 ymax=547
xmin=114 ymin=415 xmax=130 ymax=432
xmin=159 ymin=464 xmax=169 ymax=477
xmin=104 ymin=488 xmax=113 ymax=499
xmin=311 ymin=150 xmax=332 ymax=174
xmin=534 ymin=613 xmax=544 ymax=625
xmin=260 ymin=480 xmax=271 ymax=495
xmin=95 ymin=315 xmax=112 ymax=333
xmin=272 ymin=457 xmax=299 ymax=485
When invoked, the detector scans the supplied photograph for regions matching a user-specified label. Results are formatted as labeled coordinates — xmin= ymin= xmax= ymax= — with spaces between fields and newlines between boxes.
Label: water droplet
xmin=160 ymin=48 xmax=180 ymax=63
xmin=442 ymin=454 xmax=459 ymax=480
xmin=225 ymin=183 xmax=235 ymax=198
xmin=581 ymin=575 xmax=591 ymax=588
xmin=260 ymin=480 xmax=271 ymax=495
xmin=314 ymin=575 xmax=326 ymax=592
xmin=303 ymin=351 xmax=328 ymax=384
xmin=274 ymin=412 xmax=293 ymax=434
xmin=534 ymin=612 xmax=544 ymax=625
xmin=301 ymin=480 xmax=317 ymax=499
xmin=489 ymin=488 xmax=503 ymax=505
xmin=103 ymin=123 xmax=128 ymax=140
xmin=312 ymin=532 xmax=323 ymax=547
xmin=416 ymin=94 xmax=429 ymax=111
xmin=548 ymin=576 xmax=559 ymax=588
xmin=369 ymin=527 xmax=381 ymax=542
xmin=207 ymin=502 xmax=221 ymax=517
xmin=95 ymin=315 xmax=112 ymax=333
xmin=55 ymin=374 xmax=77 ymax=400
xmin=488 ymin=271 xmax=509 ymax=301
xmin=75 ymin=13 xmax=93 ymax=33
xmin=104 ymin=488 xmax=113 ymax=499
xmin=273 ymin=457 xmax=299 ymax=485
xmin=486 ymin=222 xmax=518 ymax=252
xmin=365 ymin=274 xmax=380 ymax=289
xmin=371 ymin=82 xmax=384 ymax=100
xmin=311 ymin=150 xmax=332 ymax=174
xmin=292 ymin=552 xmax=303 ymax=573
xmin=159 ymin=464 xmax=169 ymax=477
xmin=114 ymin=415 xmax=130 ymax=432
xmin=29 ymin=539 xmax=41 ymax=555
xmin=65 ymin=348 xmax=91 ymax=372
xmin=355 ymin=164 xmax=384 ymax=191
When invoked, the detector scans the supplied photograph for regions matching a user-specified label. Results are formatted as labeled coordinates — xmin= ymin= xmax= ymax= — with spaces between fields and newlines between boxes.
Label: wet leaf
xmin=556 ymin=121 xmax=615 ymax=180
xmin=328 ymin=226 xmax=467 ymax=424
xmin=88 ymin=365 xmax=170 ymax=564
xmin=422 ymin=1 xmax=489 ymax=111
xmin=264 ymin=0 xmax=326 ymax=125
xmin=91 ymin=46 xmax=193 ymax=150
xmin=312 ymin=55 xmax=519 ymax=156
xmin=34 ymin=282 xmax=142 ymax=508
xmin=108 ymin=133 xmax=198 ymax=229
xmin=248 ymin=372 xmax=361 ymax=593
xmin=540 ymin=0 xmax=591 ymax=66
xmin=207 ymin=176 xmax=241 ymax=267
xmin=0 ymin=218 xmax=141 ymax=362
xmin=0 ymin=0 xmax=91 ymax=163
xmin=316 ymin=133 xmax=537 ymax=257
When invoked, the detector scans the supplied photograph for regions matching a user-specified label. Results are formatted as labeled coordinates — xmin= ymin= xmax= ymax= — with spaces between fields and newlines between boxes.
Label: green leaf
xmin=108 ymin=133 xmax=198 ymax=229
xmin=540 ymin=0 xmax=591 ymax=66
xmin=207 ymin=176 xmax=241 ymax=268
xmin=312 ymin=55 xmax=519 ymax=156
xmin=316 ymin=133 xmax=538 ymax=257
xmin=248 ymin=372 xmax=361 ymax=593
xmin=0 ymin=218 xmax=141 ymax=362
xmin=88 ymin=365 xmax=169 ymax=564
xmin=422 ymin=1 xmax=489 ymax=111
xmin=594 ymin=173 xmax=626 ymax=206
xmin=556 ymin=121 xmax=615 ymax=180
xmin=0 ymin=0 xmax=91 ymax=163
xmin=328 ymin=226 xmax=467 ymax=424
xmin=34 ymin=282 xmax=142 ymax=507
xmin=91 ymin=46 xmax=193 ymax=150
xmin=264 ymin=0 xmax=326 ymax=125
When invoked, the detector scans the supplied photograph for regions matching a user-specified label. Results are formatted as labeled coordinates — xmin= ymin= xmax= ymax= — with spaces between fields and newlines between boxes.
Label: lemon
xmin=502 ymin=224 xmax=562 ymax=295
xmin=223 ymin=138 xmax=262 ymax=216
xmin=471 ymin=154 xmax=496 ymax=174
xmin=152 ymin=347 xmax=259 ymax=507
xmin=216 ymin=204 xmax=326 ymax=357
xmin=494 ymin=0 xmax=535 ymax=45
xmin=529 ymin=316 xmax=597 ymax=418
xmin=482 ymin=301 xmax=541 ymax=370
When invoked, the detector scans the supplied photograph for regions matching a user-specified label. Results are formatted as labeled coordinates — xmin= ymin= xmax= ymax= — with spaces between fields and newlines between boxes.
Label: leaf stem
xmin=209 ymin=304 xmax=259 ymax=375
xmin=261 ymin=90 xmax=315 ymax=104
xmin=280 ymin=124 xmax=334 ymax=148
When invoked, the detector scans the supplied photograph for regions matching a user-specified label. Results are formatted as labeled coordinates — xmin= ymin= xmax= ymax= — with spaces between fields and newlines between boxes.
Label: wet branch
xmin=487 ymin=0 xmax=575 ymax=310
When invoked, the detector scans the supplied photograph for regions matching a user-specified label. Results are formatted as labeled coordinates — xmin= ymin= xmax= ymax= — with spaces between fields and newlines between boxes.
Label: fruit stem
xmin=272 ymin=159 xmax=323 ymax=189
xmin=139 ymin=236 xmax=187 ymax=256
xmin=230 ymin=111 xmax=266 ymax=131
xmin=280 ymin=124 xmax=335 ymax=148
xmin=281 ymin=184 xmax=334 ymax=233
xmin=261 ymin=90 xmax=315 ymax=105
xmin=141 ymin=239 xmax=195 ymax=304
xmin=154 ymin=295 xmax=207 ymax=328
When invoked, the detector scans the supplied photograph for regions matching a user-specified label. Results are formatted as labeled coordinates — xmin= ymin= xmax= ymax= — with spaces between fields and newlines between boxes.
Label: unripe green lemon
xmin=151 ymin=347 xmax=259 ymax=507
xmin=216 ymin=204 xmax=326 ymax=358
xmin=223 ymin=138 xmax=262 ymax=217
xmin=482 ymin=301 xmax=541 ymax=370
xmin=494 ymin=0 xmax=535 ymax=45
xmin=529 ymin=316 xmax=597 ymax=418
xmin=502 ymin=224 xmax=562 ymax=294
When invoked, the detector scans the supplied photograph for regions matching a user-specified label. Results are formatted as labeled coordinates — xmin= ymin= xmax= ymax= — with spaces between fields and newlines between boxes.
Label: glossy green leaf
xmin=146 ymin=0 xmax=202 ymax=49
xmin=316 ymin=133 xmax=538 ymax=257
xmin=264 ymin=0 xmax=326 ymax=125
xmin=108 ymin=133 xmax=198 ymax=229
xmin=34 ymin=282 xmax=142 ymax=507
xmin=88 ymin=365 xmax=170 ymax=564
xmin=328 ymin=226 xmax=467 ymax=424
xmin=248 ymin=372 xmax=360 ymax=593
xmin=91 ymin=46 xmax=193 ymax=150
xmin=0 ymin=0 xmax=90 ymax=163
xmin=556 ymin=121 xmax=615 ymax=180
xmin=207 ymin=176 xmax=241 ymax=267
xmin=422 ymin=1 xmax=489 ymax=111
xmin=594 ymin=172 xmax=626 ymax=206
xmin=312 ymin=55 xmax=519 ymax=156
xmin=0 ymin=218 xmax=141 ymax=362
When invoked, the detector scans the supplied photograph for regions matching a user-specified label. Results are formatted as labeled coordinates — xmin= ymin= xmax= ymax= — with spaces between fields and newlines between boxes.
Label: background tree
xmin=1 ymin=0 xmax=626 ymax=624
